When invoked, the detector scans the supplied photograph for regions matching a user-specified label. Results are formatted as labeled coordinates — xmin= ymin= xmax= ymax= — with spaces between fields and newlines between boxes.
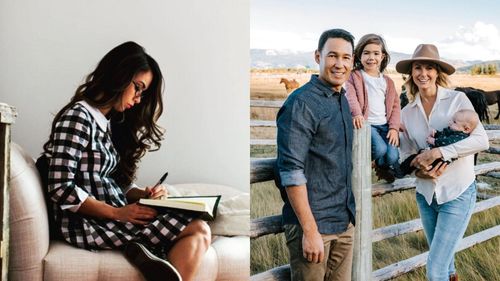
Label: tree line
xmin=470 ymin=64 xmax=497 ymax=75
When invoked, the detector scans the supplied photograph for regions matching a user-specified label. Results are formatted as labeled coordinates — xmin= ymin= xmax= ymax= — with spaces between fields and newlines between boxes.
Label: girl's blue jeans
xmin=370 ymin=124 xmax=399 ymax=168
xmin=416 ymin=182 xmax=476 ymax=281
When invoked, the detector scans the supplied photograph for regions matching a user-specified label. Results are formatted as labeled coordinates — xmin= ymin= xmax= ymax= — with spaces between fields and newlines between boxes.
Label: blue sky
xmin=251 ymin=0 xmax=500 ymax=61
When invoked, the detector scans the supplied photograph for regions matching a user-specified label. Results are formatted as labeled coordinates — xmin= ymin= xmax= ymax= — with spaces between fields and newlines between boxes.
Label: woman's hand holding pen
xmin=145 ymin=171 xmax=169 ymax=200
xmin=145 ymin=185 xmax=168 ymax=199
xmin=124 ymin=172 xmax=169 ymax=203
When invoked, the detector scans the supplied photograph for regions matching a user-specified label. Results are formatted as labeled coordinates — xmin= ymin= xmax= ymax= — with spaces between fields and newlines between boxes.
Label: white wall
xmin=0 ymin=0 xmax=249 ymax=191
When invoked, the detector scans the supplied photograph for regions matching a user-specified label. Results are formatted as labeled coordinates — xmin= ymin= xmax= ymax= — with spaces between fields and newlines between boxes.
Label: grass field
xmin=250 ymin=72 xmax=500 ymax=122
xmin=250 ymin=72 xmax=500 ymax=280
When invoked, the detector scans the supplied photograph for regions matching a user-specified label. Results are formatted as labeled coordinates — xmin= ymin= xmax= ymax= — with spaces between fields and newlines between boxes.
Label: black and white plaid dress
xmin=47 ymin=101 xmax=193 ymax=251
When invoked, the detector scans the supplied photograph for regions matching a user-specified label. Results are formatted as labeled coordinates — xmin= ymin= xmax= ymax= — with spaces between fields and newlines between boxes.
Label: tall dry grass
xmin=251 ymin=170 xmax=500 ymax=280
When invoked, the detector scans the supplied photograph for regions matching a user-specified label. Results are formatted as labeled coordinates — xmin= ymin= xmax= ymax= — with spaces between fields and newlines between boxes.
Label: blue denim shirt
xmin=276 ymin=74 xmax=355 ymax=234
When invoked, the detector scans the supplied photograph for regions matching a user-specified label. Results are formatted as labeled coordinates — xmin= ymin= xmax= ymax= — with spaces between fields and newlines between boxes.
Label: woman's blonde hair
xmin=404 ymin=62 xmax=451 ymax=102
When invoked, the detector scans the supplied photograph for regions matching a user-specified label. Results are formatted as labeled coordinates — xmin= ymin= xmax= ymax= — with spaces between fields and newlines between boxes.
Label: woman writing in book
xmin=41 ymin=41 xmax=209 ymax=281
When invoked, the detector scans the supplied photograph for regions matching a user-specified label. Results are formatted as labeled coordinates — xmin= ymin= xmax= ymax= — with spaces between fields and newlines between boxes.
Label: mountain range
xmin=251 ymin=49 xmax=499 ymax=73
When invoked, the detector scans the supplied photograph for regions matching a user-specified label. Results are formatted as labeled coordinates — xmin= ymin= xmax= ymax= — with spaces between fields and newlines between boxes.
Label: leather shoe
xmin=374 ymin=165 xmax=395 ymax=183
xmin=125 ymin=242 xmax=181 ymax=281
xmin=449 ymin=273 xmax=458 ymax=281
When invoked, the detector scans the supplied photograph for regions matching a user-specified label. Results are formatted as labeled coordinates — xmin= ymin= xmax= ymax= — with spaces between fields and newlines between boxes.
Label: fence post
xmin=351 ymin=125 xmax=372 ymax=281
xmin=0 ymin=103 xmax=17 ymax=281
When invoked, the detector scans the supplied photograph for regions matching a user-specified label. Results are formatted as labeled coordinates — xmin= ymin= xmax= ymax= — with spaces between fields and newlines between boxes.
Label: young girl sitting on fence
xmin=346 ymin=34 xmax=401 ymax=183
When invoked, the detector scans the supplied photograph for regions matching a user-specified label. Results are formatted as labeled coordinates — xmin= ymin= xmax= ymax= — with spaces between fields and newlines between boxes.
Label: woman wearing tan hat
xmin=396 ymin=44 xmax=489 ymax=281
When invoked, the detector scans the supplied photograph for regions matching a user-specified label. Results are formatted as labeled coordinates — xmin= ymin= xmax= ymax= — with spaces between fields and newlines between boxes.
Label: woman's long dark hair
xmin=43 ymin=41 xmax=164 ymax=187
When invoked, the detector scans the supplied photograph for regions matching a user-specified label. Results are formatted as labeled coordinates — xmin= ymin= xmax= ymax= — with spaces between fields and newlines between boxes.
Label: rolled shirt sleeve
xmin=277 ymin=98 xmax=317 ymax=187
xmin=439 ymin=121 xmax=489 ymax=161
xmin=63 ymin=189 xmax=89 ymax=212
xmin=48 ymin=108 xmax=92 ymax=212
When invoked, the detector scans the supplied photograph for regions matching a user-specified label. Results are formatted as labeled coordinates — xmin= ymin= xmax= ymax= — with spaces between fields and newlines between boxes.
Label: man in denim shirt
xmin=276 ymin=29 xmax=356 ymax=281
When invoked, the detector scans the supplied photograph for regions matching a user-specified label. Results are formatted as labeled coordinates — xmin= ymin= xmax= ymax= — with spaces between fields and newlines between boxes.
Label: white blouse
xmin=399 ymin=87 xmax=489 ymax=205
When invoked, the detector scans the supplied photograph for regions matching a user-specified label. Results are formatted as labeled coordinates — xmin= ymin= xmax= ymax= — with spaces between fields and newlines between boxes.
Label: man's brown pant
xmin=284 ymin=223 xmax=354 ymax=281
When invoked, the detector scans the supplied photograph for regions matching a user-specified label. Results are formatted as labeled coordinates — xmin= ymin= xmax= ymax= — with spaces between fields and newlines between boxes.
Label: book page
xmin=166 ymin=198 xmax=206 ymax=206
xmin=167 ymin=197 xmax=217 ymax=206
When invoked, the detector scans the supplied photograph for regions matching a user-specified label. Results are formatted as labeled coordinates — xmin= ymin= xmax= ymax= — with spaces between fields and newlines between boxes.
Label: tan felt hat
xmin=395 ymin=44 xmax=455 ymax=75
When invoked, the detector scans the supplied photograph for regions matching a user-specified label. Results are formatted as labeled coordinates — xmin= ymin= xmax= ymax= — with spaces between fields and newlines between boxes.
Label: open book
xmin=139 ymin=195 xmax=221 ymax=221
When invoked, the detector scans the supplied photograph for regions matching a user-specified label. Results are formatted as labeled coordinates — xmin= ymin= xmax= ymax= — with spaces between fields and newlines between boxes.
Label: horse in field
xmin=280 ymin=78 xmax=300 ymax=94
xmin=455 ymin=87 xmax=490 ymax=123
xmin=455 ymin=87 xmax=500 ymax=119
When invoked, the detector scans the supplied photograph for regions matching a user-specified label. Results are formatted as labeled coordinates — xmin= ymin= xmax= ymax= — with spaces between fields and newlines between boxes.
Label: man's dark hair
xmin=317 ymin=29 xmax=355 ymax=53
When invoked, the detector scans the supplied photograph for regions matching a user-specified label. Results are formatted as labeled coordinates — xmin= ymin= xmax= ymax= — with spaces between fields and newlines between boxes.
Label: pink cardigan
xmin=345 ymin=70 xmax=401 ymax=130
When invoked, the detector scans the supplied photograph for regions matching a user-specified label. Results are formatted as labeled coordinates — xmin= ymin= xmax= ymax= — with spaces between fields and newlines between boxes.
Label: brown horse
xmin=455 ymin=87 xmax=500 ymax=119
xmin=280 ymin=78 xmax=300 ymax=93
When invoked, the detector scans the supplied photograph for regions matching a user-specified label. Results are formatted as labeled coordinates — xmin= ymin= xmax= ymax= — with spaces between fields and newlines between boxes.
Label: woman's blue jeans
xmin=416 ymin=182 xmax=476 ymax=281
xmin=371 ymin=124 xmax=399 ymax=168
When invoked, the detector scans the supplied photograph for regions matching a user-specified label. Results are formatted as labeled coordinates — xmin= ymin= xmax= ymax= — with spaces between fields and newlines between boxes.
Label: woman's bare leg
xmin=168 ymin=219 xmax=211 ymax=281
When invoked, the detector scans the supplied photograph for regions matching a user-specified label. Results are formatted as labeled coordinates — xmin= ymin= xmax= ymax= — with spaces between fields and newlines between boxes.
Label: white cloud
xmin=438 ymin=21 xmax=500 ymax=61
xmin=251 ymin=29 xmax=317 ymax=52
xmin=381 ymin=22 xmax=500 ymax=61
xmin=251 ymin=22 xmax=500 ymax=61
xmin=382 ymin=35 xmax=424 ymax=54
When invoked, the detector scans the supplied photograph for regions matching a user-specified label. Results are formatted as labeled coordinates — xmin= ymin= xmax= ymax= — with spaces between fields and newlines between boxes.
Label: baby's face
xmin=448 ymin=113 xmax=469 ymax=132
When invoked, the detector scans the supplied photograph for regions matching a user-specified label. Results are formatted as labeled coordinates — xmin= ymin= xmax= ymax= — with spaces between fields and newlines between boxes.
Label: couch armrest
xmin=9 ymin=143 xmax=50 ymax=281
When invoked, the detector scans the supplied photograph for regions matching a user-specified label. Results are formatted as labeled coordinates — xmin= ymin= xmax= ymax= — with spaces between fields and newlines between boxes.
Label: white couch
xmin=8 ymin=143 xmax=250 ymax=281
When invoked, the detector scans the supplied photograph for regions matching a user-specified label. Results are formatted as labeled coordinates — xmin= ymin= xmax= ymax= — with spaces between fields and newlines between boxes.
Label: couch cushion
xmin=9 ymin=143 xmax=50 ymax=281
xmin=44 ymin=241 xmax=220 ymax=281
xmin=211 ymin=236 xmax=250 ymax=280
xmin=44 ymin=241 xmax=143 ymax=281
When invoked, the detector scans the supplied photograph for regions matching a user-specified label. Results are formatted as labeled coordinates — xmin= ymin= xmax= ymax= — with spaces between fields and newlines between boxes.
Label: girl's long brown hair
xmin=43 ymin=41 xmax=164 ymax=187
xmin=353 ymin=33 xmax=390 ymax=73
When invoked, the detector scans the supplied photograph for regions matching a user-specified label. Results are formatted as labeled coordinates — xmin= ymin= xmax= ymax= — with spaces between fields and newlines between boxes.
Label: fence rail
xmin=250 ymin=100 xmax=284 ymax=108
xmin=251 ymin=158 xmax=500 ymax=189
xmin=250 ymin=116 xmax=500 ymax=146
xmin=251 ymin=222 xmax=499 ymax=281
xmin=372 ymin=225 xmax=500 ymax=281
xmin=250 ymin=109 xmax=500 ymax=130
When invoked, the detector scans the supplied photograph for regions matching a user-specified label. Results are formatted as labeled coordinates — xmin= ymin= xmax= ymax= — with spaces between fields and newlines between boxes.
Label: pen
xmin=151 ymin=172 xmax=168 ymax=200
xmin=155 ymin=171 xmax=169 ymax=187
